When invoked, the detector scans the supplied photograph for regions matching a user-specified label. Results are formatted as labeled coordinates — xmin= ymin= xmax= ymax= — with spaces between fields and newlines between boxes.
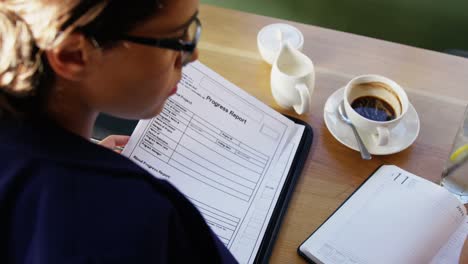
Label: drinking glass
xmin=441 ymin=104 xmax=468 ymax=203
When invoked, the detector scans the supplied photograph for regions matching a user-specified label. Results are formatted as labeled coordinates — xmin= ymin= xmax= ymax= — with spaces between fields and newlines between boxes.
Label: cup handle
xmin=374 ymin=126 xmax=390 ymax=146
xmin=293 ymin=83 xmax=311 ymax=115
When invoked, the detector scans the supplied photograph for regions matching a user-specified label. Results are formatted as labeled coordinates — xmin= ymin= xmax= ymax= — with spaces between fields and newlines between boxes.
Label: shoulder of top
xmin=1 ymin=141 xmax=192 ymax=209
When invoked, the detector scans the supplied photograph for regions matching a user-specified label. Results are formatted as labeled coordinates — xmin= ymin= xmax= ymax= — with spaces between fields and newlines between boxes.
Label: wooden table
xmin=198 ymin=4 xmax=468 ymax=263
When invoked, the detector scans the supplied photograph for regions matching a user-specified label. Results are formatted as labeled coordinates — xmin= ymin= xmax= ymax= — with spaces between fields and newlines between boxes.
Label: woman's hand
xmin=98 ymin=135 xmax=130 ymax=153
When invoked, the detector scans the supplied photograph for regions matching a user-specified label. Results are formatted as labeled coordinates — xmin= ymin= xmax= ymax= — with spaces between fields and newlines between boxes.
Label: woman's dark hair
xmin=76 ymin=0 xmax=160 ymax=47
xmin=0 ymin=0 xmax=161 ymax=119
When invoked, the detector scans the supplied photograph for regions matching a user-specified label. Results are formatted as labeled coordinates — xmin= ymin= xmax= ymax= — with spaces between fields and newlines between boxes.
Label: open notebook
xmin=122 ymin=61 xmax=312 ymax=263
xmin=299 ymin=165 xmax=468 ymax=264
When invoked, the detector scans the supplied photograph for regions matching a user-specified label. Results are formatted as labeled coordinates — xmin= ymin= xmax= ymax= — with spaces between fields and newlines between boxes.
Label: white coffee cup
xmin=271 ymin=42 xmax=314 ymax=115
xmin=344 ymin=74 xmax=409 ymax=146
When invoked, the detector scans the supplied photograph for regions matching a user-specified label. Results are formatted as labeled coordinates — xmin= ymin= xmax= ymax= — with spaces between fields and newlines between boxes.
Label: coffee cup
xmin=343 ymin=75 xmax=409 ymax=146
xmin=271 ymin=42 xmax=314 ymax=115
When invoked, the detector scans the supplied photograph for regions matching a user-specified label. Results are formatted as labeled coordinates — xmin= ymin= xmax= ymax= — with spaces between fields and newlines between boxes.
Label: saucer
xmin=323 ymin=87 xmax=420 ymax=155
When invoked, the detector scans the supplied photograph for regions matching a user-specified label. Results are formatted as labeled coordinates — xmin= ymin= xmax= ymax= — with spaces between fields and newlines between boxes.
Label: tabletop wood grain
xmin=198 ymin=4 xmax=468 ymax=263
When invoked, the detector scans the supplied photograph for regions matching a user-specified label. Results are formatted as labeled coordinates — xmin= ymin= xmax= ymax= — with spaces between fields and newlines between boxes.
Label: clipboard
xmin=254 ymin=115 xmax=313 ymax=263
xmin=93 ymin=108 xmax=314 ymax=264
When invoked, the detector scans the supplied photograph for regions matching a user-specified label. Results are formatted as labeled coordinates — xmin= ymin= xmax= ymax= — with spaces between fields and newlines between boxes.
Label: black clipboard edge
xmin=297 ymin=165 xmax=385 ymax=263
xmin=254 ymin=115 xmax=314 ymax=264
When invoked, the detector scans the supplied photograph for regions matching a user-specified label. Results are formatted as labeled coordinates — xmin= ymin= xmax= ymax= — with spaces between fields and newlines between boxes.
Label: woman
xmin=0 ymin=0 xmax=237 ymax=263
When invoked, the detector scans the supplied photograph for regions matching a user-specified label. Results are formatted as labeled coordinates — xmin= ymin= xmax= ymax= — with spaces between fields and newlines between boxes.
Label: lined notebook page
xmin=300 ymin=165 xmax=466 ymax=264
xmin=431 ymin=216 xmax=468 ymax=264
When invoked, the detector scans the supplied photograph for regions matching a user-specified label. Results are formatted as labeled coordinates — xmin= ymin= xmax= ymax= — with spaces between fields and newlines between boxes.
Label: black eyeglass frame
xmin=119 ymin=17 xmax=201 ymax=53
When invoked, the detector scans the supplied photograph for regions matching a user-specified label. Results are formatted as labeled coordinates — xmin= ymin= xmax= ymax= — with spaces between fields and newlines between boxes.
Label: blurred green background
xmin=201 ymin=0 xmax=468 ymax=54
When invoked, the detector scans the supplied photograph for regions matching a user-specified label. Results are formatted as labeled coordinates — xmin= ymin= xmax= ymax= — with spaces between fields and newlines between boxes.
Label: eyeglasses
xmin=119 ymin=17 xmax=201 ymax=66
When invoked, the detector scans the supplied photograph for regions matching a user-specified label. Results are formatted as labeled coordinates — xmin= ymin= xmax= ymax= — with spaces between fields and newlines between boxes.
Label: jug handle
xmin=293 ymin=83 xmax=311 ymax=115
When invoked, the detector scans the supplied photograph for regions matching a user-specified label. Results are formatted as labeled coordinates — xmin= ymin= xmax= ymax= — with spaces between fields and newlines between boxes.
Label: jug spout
xmin=276 ymin=41 xmax=293 ymax=63
xmin=257 ymin=23 xmax=304 ymax=64
xmin=275 ymin=42 xmax=313 ymax=77
xmin=275 ymin=28 xmax=283 ymax=43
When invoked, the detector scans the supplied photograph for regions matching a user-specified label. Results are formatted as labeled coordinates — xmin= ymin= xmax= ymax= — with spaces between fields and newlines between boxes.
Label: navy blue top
xmin=0 ymin=118 xmax=237 ymax=263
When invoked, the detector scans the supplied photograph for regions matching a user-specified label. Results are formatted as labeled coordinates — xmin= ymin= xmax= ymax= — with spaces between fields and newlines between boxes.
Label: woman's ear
xmin=45 ymin=33 xmax=100 ymax=81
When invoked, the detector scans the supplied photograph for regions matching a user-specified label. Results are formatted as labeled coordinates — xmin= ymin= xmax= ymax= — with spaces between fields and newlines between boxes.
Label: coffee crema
xmin=351 ymin=96 xmax=396 ymax=122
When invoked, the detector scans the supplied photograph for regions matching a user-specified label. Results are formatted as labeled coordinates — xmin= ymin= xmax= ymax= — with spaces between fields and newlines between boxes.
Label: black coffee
xmin=351 ymin=96 xmax=396 ymax=121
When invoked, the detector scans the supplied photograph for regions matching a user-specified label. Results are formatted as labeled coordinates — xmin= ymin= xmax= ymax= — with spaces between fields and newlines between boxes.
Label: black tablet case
xmin=253 ymin=116 xmax=313 ymax=263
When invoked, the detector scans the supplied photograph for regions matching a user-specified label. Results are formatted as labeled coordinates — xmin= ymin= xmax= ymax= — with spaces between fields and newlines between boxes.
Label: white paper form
xmin=122 ymin=61 xmax=304 ymax=263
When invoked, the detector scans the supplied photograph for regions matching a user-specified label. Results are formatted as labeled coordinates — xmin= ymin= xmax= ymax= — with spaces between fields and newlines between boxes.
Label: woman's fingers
xmin=98 ymin=135 xmax=130 ymax=153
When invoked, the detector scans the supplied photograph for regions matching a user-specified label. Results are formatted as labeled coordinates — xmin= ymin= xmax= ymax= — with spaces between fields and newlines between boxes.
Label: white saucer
xmin=323 ymin=87 xmax=420 ymax=155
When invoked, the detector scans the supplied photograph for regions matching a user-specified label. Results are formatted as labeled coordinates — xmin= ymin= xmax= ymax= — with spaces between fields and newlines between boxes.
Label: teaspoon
xmin=338 ymin=101 xmax=372 ymax=160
